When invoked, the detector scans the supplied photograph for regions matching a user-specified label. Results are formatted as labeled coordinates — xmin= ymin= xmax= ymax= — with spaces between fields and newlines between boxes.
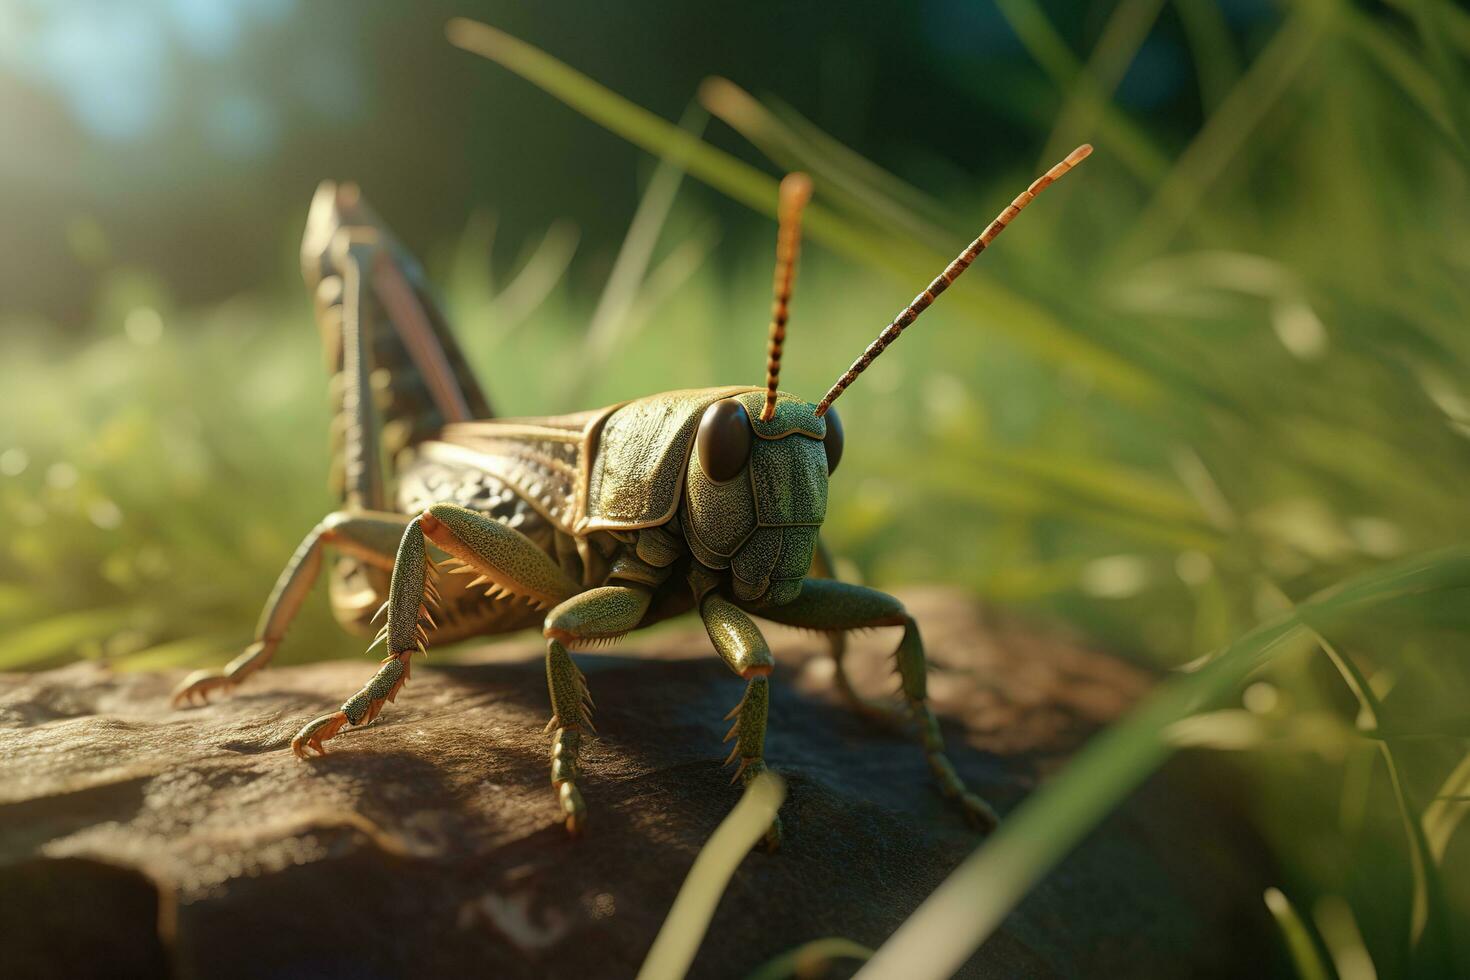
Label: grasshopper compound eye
xmin=822 ymin=406 xmax=843 ymax=475
xmin=696 ymin=400 xmax=752 ymax=482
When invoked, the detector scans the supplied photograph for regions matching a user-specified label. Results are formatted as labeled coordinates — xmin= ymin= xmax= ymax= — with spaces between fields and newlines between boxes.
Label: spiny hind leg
xmin=809 ymin=538 xmax=909 ymax=731
xmin=292 ymin=515 xmax=437 ymax=756
xmin=180 ymin=219 xmax=397 ymax=709
xmin=294 ymin=649 xmax=416 ymax=757
xmin=751 ymin=579 xmax=998 ymax=831
xmin=293 ymin=503 xmax=580 ymax=757
xmin=173 ymin=511 xmax=407 ymax=706
xmin=694 ymin=582 xmax=781 ymax=851
xmin=542 ymin=583 xmax=655 ymax=835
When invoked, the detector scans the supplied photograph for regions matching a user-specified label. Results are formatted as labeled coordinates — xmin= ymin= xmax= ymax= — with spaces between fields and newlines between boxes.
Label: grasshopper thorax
xmin=580 ymin=386 xmax=840 ymax=606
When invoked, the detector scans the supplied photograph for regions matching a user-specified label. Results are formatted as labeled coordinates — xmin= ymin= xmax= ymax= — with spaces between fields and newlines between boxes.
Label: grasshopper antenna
xmin=814 ymin=144 xmax=1092 ymax=416
xmin=762 ymin=172 xmax=813 ymax=422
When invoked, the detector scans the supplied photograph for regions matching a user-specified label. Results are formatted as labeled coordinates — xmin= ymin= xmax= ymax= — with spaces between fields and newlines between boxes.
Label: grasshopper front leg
xmin=751 ymin=579 xmax=999 ymax=831
xmin=692 ymin=569 xmax=781 ymax=850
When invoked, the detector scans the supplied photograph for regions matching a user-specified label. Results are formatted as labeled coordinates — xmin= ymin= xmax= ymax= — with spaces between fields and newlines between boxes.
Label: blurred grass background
xmin=3 ymin=0 xmax=1470 ymax=975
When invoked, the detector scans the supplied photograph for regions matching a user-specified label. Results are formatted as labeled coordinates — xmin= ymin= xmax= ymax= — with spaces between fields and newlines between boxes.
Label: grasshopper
xmin=174 ymin=145 xmax=1092 ymax=844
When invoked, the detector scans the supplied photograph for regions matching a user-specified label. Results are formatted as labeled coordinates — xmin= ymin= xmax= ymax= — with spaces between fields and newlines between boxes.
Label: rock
xmin=0 ymin=589 xmax=1278 ymax=978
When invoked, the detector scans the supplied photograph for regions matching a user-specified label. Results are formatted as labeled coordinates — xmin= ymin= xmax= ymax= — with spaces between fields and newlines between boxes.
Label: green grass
xmin=5 ymin=2 xmax=1470 ymax=976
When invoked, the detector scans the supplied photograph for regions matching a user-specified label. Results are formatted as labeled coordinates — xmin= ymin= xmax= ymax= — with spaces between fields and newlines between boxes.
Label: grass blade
xmin=3 ymin=606 xmax=144 ymax=669
xmin=745 ymin=937 xmax=874 ymax=980
xmin=1305 ymin=624 xmax=1452 ymax=965
xmin=1393 ymin=0 xmax=1470 ymax=156
xmin=636 ymin=772 xmax=786 ymax=980
xmin=1313 ymin=895 xmax=1380 ymax=980
xmin=854 ymin=546 xmax=1470 ymax=980
xmin=1171 ymin=0 xmax=1242 ymax=111
xmin=1424 ymin=751 xmax=1470 ymax=862
xmin=992 ymin=0 xmax=1171 ymax=183
xmin=446 ymin=17 xmax=1162 ymax=403
xmin=1115 ymin=7 xmax=1332 ymax=262
xmin=1336 ymin=5 xmax=1467 ymax=157
xmin=767 ymin=94 xmax=959 ymax=235
xmin=482 ymin=218 xmax=580 ymax=345
xmin=562 ymin=102 xmax=709 ymax=407
xmin=698 ymin=76 xmax=959 ymax=248
xmin=1265 ymin=887 xmax=1333 ymax=980
xmin=1038 ymin=0 xmax=1170 ymax=169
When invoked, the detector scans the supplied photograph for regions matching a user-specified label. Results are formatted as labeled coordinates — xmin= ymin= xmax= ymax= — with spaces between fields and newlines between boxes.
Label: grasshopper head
xmin=683 ymin=147 xmax=1090 ymax=602
xmin=682 ymin=390 xmax=841 ymax=607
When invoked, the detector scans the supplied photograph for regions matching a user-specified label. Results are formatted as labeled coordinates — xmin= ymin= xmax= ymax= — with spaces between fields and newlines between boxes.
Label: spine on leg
xmin=342 ymin=654 xmax=410 ymax=726
xmin=382 ymin=518 xmax=435 ymax=656
xmin=723 ymin=675 xmax=770 ymax=783
xmin=894 ymin=616 xmax=928 ymax=702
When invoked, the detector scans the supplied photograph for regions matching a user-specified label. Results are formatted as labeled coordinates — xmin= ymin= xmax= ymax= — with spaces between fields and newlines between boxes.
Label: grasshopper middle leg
xmin=809 ymin=538 xmax=909 ymax=731
xmin=542 ymin=582 xmax=655 ymax=834
xmin=752 ymin=578 xmax=999 ymax=831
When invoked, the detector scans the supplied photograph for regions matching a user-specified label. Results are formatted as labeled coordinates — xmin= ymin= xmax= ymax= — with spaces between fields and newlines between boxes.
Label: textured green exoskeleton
xmin=174 ymin=145 xmax=1094 ymax=844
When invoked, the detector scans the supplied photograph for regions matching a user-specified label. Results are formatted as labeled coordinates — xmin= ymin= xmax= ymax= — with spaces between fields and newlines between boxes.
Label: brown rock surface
xmin=0 ymin=589 xmax=1279 ymax=978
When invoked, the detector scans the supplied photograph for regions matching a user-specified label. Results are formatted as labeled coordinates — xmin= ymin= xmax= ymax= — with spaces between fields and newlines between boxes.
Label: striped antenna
xmin=814 ymin=144 xmax=1093 ymax=416
xmin=762 ymin=172 xmax=813 ymax=421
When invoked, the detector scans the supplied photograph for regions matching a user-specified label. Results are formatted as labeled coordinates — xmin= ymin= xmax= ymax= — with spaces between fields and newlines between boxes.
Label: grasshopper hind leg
xmin=183 ymin=185 xmax=501 ymax=711
xmin=290 ymin=502 xmax=597 ymax=842
xmin=171 ymin=512 xmax=407 ymax=706
xmin=291 ymin=510 xmax=446 ymax=757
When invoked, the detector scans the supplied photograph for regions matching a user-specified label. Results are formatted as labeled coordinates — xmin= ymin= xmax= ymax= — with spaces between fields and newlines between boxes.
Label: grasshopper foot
xmin=959 ymin=791 xmax=1000 ymax=832
xmin=171 ymin=640 xmax=276 ymax=708
xmin=291 ymin=652 xmax=411 ymax=759
xmin=292 ymin=711 xmax=350 ymax=758
xmin=171 ymin=670 xmax=235 ymax=707
xmin=925 ymin=743 xmax=1000 ymax=832
xmin=558 ymin=781 xmax=588 ymax=836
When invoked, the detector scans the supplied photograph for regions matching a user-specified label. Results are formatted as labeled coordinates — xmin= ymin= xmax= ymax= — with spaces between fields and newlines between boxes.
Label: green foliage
xmin=5 ymin=3 xmax=1470 ymax=975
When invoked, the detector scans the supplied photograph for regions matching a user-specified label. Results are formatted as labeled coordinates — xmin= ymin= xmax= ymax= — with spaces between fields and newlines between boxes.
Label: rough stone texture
xmin=0 ymin=589 xmax=1280 ymax=979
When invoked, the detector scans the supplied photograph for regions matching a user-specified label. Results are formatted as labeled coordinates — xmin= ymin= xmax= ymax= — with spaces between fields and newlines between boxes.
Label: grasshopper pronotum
xmin=175 ymin=145 xmax=1092 ymax=844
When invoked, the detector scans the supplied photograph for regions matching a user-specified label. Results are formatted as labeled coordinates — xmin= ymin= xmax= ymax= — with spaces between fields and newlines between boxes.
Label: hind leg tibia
xmin=291 ymin=513 xmax=437 ymax=755
xmin=291 ymin=505 xmax=583 ymax=760
xmin=173 ymin=511 xmax=407 ymax=707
